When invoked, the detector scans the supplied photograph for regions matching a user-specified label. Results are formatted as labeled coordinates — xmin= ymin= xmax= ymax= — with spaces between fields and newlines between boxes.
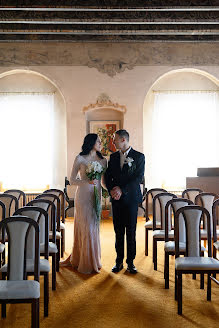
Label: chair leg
xmin=1 ymin=302 xmax=6 ymax=318
xmin=177 ymin=272 xmax=182 ymax=315
xmin=56 ymin=240 xmax=60 ymax=272
xmin=153 ymin=239 xmax=157 ymax=270
xmin=165 ymin=252 xmax=169 ymax=289
xmin=52 ymin=254 xmax=56 ymax=291
xmin=32 ymin=299 xmax=39 ymax=328
xmin=207 ymin=274 xmax=211 ymax=301
xmin=145 ymin=228 xmax=149 ymax=256
xmin=44 ymin=273 xmax=49 ymax=317
xmin=61 ymin=230 xmax=65 ymax=258
xmin=192 ymin=273 xmax=196 ymax=280
xmin=175 ymin=269 xmax=178 ymax=301
xmin=200 ymin=273 xmax=204 ymax=289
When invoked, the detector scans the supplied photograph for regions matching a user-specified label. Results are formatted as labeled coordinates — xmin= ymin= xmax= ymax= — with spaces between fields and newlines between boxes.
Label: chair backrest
xmin=175 ymin=205 xmax=211 ymax=258
xmin=0 ymin=216 xmax=39 ymax=281
xmin=145 ymin=188 xmax=167 ymax=221
xmin=0 ymin=200 xmax=6 ymax=223
xmin=0 ymin=194 xmax=18 ymax=217
xmin=36 ymin=193 xmax=60 ymax=231
xmin=27 ymin=199 xmax=56 ymax=244
xmin=182 ymin=188 xmax=203 ymax=203
xmin=195 ymin=192 xmax=218 ymax=234
xmin=165 ymin=198 xmax=193 ymax=242
xmin=153 ymin=192 xmax=177 ymax=230
xmin=212 ymin=199 xmax=219 ymax=243
xmin=14 ymin=206 xmax=49 ymax=259
xmin=4 ymin=189 xmax=26 ymax=207
xmin=43 ymin=189 xmax=65 ymax=223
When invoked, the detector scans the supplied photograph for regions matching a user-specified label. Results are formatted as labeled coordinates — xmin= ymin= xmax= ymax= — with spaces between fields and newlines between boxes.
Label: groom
xmin=105 ymin=129 xmax=145 ymax=274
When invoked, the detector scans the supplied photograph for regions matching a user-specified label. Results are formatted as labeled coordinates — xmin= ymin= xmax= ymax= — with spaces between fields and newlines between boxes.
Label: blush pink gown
xmin=69 ymin=154 xmax=107 ymax=274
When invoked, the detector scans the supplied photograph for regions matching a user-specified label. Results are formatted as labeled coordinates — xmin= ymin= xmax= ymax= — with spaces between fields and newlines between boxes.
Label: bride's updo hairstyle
xmin=80 ymin=133 xmax=103 ymax=159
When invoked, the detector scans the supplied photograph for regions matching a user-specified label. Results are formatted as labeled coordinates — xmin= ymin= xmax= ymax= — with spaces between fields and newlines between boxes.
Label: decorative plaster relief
xmin=82 ymin=93 xmax=127 ymax=113
xmin=0 ymin=42 xmax=218 ymax=77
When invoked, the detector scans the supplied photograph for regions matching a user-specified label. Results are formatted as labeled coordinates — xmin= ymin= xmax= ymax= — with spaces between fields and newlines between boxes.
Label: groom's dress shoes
xmin=127 ymin=263 xmax=138 ymax=274
xmin=112 ymin=263 xmax=123 ymax=273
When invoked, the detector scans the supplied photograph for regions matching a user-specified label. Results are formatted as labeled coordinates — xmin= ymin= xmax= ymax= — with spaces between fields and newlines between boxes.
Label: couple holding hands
xmin=60 ymin=129 xmax=145 ymax=275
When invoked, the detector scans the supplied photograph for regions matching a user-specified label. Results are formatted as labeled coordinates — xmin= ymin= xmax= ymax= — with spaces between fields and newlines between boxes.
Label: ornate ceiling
xmin=0 ymin=0 xmax=218 ymax=42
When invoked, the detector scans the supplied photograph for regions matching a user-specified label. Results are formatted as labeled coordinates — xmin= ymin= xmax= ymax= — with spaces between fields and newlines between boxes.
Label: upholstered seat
xmin=175 ymin=257 xmax=219 ymax=271
xmin=49 ymin=231 xmax=61 ymax=239
xmin=40 ymin=242 xmax=58 ymax=254
xmin=201 ymin=229 xmax=219 ymax=238
xmin=0 ymin=243 xmax=4 ymax=253
xmin=165 ymin=241 xmax=206 ymax=253
xmin=214 ymin=241 xmax=219 ymax=250
xmin=144 ymin=220 xmax=161 ymax=228
xmin=0 ymin=259 xmax=50 ymax=273
xmin=153 ymin=230 xmax=174 ymax=238
xmin=0 ymin=280 xmax=40 ymax=300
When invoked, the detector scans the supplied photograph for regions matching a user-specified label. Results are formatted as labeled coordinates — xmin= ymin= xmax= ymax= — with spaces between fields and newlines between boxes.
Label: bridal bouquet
xmin=86 ymin=161 xmax=105 ymax=223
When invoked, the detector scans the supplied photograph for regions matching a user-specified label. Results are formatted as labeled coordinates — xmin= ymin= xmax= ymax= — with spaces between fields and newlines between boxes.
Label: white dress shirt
xmin=120 ymin=146 xmax=132 ymax=169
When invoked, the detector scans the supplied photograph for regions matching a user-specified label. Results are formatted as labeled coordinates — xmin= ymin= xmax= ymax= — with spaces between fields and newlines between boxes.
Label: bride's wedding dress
xmin=68 ymin=154 xmax=107 ymax=274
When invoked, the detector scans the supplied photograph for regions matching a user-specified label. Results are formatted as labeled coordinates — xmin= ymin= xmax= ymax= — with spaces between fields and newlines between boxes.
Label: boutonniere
xmin=124 ymin=157 xmax=136 ymax=173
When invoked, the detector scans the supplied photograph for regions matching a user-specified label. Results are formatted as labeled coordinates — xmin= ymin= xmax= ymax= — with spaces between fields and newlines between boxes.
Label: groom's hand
xmin=111 ymin=186 xmax=122 ymax=200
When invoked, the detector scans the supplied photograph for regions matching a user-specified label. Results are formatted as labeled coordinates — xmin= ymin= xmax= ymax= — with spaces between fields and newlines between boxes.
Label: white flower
xmin=124 ymin=157 xmax=134 ymax=167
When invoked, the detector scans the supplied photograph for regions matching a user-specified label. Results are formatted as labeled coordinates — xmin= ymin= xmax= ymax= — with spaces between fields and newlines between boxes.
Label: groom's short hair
xmin=115 ymin=129 xmax=129 ymax=141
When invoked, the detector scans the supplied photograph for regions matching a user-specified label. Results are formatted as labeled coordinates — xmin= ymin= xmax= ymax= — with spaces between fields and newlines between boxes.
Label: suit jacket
xmin=105 ymin=148 xmax=145 ymax=204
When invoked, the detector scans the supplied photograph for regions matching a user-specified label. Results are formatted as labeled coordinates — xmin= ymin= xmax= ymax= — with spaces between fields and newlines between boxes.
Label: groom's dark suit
xmin=105 ymin=148 xmax=145 ymax=265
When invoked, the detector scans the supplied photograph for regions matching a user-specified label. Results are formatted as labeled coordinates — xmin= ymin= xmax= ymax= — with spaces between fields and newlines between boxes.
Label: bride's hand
xmin=88 ymin=179 xmax=98 ymax=185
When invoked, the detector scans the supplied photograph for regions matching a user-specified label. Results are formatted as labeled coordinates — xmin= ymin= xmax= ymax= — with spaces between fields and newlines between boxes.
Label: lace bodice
xmin=70 ymin=154 xmax=107 ymax=187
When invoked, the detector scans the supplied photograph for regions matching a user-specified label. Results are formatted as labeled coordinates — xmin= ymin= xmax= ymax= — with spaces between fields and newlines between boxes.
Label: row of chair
xmin=144 ymin=188 xmax=219 ymax=315
xmin=0 ymin=188 xmax=66 ymax=327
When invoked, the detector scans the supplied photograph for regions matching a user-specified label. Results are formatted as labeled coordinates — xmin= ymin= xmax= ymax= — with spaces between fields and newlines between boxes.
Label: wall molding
xmin=82 ymin=93 xmax=127 ymax=113
xmin=0 ymin=42 xmax=218 ymax=77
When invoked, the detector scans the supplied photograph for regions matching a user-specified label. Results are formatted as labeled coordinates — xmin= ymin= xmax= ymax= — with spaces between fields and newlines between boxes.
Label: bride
xmin=60 ymin=133 xmax=107 ymax=274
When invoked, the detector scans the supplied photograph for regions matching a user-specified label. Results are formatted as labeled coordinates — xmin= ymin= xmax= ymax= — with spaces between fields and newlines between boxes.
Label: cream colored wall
xmin=0 ymin=65 xmax=218 ymax=188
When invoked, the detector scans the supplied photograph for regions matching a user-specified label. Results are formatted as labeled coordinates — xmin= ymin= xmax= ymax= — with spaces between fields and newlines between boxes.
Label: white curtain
xmin=0 ymin=93 xmax=54 ymax=190
xmin=152 ymin=91 xmax=219 ymax=190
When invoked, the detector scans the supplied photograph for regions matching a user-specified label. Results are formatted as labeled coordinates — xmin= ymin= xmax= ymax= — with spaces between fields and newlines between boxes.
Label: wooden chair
xmin=182 ymin=188 xmax=203 ymax=203
xmin=0 ymin=216 xmax=40 ymax=328
xmin=213 ymin=199 xmax=219 ymax=259
xmin=144 ymin=188 xmax=167 ymax=256
xmin=164 ymin=198 xmax=193 ymax=289
xmin=4 ymin=189 xmax=26 ymax=208
xmin=43 ymin=189 xmax=66 ymax=258
xmin=35 ymin=193 xmax=61 ymax=272
xmin=138 ymin=177 xmax=147 ymax=217
xmin=27 ymin=199 xmax=58 ymax=291
xmin=152 ymin=192 xmax=177 ymax=270
xmin=195 ymin=192 xmax=218 ymax=244
xmin=0 ymin=194 xmax=18 ymax=217
xmin=175 ymin=205 xmax=219 ymax=315
xmin=14 ymin=206 xmax=50 ymax=317
xmin=64 ymin=177 xmax=75 ymax=217
xmin=0 ymin=200 xmax=6 ymax=267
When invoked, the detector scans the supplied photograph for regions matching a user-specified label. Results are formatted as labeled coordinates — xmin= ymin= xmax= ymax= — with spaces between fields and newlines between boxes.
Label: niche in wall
xmin=83 ymin=93 xmax=126 ymax=156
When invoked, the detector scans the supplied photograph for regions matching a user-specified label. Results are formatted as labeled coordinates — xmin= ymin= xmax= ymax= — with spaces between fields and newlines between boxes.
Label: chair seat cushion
xmin=164 ymin=241 xmax=206 ymax=253
xmin=0 ymin=259 xmax=50 ymax=273
xmin=0 ymin=243 xmax=5 ymax=253
xmin=144 ymin=220 xmax=161 ymax=229
xmin=214 ymin=241 xmax=219 ymax=250
xmin=175 ymin=257 xmax=219 ymax=271
xmin=0 ymin=280 xmax=40 ymax=299
xmin=49 ymin=231 xmax=61 ymax=239
xmin=60 ymin=222 xmax=65 ymax=230
xmin=201 ymin=229 xmax=219 ymax=238
xmin=153 ymin=230 xmax=174 ymax=238
xmin=40 ymin=242 xmax=58 ymax=254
